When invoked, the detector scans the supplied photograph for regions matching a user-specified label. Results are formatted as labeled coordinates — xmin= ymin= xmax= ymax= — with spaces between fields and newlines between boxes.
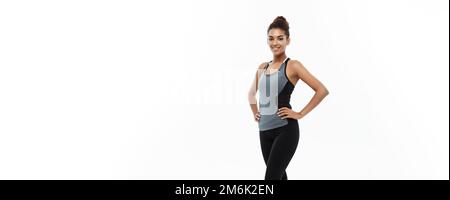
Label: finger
xmin=281 ymin=114 xmax=291 ymax=119
xmin=278 ymin=107 xmax=288 ymax=111
xmin=279 ymin=113 xmax=288 ymax=117
xmin=277 ymin=110 xmax=290 ymax=115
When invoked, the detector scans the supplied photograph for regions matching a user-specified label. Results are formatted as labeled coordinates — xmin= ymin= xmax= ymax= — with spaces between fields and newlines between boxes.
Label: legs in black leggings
xmin=259 ymin=119 xmax=299 ymax=180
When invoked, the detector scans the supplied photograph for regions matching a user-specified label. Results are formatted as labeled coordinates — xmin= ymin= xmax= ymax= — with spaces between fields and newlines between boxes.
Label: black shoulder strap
xmin=263 ymin=62 xmax=270 ymax=73
xmin=264 ymin=62 xmax=270 ymax=70
xmin=284 ymin=57 xmax=290 ymax=65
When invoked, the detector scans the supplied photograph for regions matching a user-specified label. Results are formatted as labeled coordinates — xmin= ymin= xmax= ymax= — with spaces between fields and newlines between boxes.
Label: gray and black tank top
xmin=258 ymin=57 xmax=295 ymax=131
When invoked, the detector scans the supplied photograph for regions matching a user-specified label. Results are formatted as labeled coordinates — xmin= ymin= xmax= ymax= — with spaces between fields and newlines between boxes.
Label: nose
xmin=273 ymin=39 xmax=281 ymax=46
xmin=269 ymin=41 xmax=279 ymax=47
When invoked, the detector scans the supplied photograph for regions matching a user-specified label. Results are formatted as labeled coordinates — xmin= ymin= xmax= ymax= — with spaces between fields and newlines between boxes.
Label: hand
xmin=277 ymin=107 xmax=302 ymax=120
xmin=254 ymin=112 xmax=261 ymax=122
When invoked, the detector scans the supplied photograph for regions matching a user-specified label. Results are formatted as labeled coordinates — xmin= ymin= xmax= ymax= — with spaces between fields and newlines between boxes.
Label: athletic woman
xmin=248 ymin=16 xmax=329 ymax=180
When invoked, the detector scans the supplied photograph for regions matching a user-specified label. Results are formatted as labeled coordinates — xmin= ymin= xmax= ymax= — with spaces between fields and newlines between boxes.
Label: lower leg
xmin=282 ymin=171 xmax=288 ymax=180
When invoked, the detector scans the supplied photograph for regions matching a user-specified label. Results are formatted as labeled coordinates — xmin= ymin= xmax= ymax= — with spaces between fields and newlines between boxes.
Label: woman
xmin=248 ymin=16 xmax=329 ymax=180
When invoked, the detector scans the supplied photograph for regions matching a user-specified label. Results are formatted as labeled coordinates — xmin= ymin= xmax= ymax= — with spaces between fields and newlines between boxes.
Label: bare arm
xmin=293 ymin=60 xmax=329 ymax=119
xmin=278 ymin=60 xmax=329 ymax=120
xmin=248 ymin=62 xmax=267 ymax=121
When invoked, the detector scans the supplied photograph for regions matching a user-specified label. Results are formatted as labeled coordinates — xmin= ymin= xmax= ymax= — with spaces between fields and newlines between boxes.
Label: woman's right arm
xmin=248 ymin=63 xmax=266 ymax=121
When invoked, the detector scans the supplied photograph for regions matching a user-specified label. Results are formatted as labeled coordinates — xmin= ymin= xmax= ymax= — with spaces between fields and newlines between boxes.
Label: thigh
xmin=265 ymin=120 xmax=300 ymax=174
xmin=259 ymin=129 xmax=278 ymax=164
xmin=275 ymin=119 xmax=299 ymax=157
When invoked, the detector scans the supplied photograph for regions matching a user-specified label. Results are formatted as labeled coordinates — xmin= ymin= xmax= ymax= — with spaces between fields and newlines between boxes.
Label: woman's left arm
xmin=278 ymin=60 xmax=329 ymax=120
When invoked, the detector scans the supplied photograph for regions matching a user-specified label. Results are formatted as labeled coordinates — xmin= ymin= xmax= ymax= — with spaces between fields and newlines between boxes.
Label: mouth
xmin=272 ymin=47 xmax=280 ymax=51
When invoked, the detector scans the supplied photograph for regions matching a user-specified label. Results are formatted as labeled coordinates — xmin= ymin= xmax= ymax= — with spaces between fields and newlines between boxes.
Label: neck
xmin=272 ymin=53 xmax=287 ymax=63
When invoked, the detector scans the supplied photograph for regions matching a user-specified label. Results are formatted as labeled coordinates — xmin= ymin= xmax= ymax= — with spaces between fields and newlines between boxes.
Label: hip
xmin=259 ymin=118 xmax=299 ymax=135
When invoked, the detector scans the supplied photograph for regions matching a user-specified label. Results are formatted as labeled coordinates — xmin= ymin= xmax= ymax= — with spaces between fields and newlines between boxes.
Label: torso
xmin=257 ymin=57 xmax=296 ymax=131
xmin=264 ymin=60 xmax=299 ymax=86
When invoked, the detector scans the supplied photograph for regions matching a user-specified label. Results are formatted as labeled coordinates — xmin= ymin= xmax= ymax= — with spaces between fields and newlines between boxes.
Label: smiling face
xmin=267 ymin=28 xmax=290 ymax=56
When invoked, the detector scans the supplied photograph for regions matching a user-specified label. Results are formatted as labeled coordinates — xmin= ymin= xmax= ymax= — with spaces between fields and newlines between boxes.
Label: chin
xmin=272 ymin=51 xmax=284 ymax=56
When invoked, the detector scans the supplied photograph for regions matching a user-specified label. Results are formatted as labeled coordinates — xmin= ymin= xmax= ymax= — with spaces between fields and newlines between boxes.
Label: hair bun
xmin=274 ymin=16 xmax=287 ymax=23
xmin=267 ymin=16 xmax=290 ymax=37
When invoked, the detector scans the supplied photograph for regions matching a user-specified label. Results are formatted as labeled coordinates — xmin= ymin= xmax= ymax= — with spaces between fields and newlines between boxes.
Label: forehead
xmin=268 ymin=28 xmax=286 ymax=37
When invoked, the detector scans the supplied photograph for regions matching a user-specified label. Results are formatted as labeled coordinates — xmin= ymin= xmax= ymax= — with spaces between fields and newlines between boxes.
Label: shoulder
xmin=254 ymin=62 xmax=269 ymax=78
xmin=286 ymin=59 xmax=308 ymax=77
xmin=258 ymin=61 xmax=269 ymax=69
xmin=287 ymin=59 xmax=305 ymax=69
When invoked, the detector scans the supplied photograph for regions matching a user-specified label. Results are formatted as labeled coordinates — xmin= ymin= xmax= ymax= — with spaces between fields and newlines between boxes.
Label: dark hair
xmin=267 ymin=16 xmax=290 ymax=38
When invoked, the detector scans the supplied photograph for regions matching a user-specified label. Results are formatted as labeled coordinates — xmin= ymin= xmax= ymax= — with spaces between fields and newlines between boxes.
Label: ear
xmin=287 ymin=37 xmax=291 ymax=45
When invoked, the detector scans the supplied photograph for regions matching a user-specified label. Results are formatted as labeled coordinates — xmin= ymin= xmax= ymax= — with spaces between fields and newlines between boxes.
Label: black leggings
xmin=259 ymin=118 xmax=299 ymax=180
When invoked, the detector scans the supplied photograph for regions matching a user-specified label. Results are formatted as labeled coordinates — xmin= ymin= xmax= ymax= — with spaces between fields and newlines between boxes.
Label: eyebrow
xmin=268 ymin=35 xmax=285 ymax=37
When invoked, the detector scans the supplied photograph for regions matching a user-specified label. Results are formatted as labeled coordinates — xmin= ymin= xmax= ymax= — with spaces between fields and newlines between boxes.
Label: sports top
xmin=258 ymin=57 xmax=295 ymax=131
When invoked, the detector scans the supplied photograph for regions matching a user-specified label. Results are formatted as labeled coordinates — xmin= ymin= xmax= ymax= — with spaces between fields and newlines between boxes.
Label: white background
xmin=0 ymin=0 xmax=448 ymax=180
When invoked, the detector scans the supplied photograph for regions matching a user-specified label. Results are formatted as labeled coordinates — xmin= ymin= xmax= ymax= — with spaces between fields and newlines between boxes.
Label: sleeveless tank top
xmin=258 ymin=57 xmax=295 ymax=131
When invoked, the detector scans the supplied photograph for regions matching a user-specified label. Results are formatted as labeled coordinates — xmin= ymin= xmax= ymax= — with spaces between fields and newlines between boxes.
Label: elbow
xmin=248 ymin=88 xmax=257 ymax=98
xmin=247 ymin=91 xmax=255 ymax=99
xmin=317 ymin=88 xmax=329 ymax=97
xmin=248 ymin=92 xmax=257 ymax=104
xmin=247 ymin=93 xmax=255 ymax=104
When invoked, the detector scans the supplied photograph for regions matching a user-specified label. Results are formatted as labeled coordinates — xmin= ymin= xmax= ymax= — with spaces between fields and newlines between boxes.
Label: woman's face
xmin=267 ymin=28 xmax=290 ymax=56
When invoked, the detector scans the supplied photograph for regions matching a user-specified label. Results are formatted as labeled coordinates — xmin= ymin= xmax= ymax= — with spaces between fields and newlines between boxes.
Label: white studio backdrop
xmin=0 ymin=0 xmax=448 ymax=180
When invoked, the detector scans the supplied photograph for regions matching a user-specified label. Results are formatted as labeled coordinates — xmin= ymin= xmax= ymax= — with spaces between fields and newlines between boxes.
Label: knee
xmin=265 ymin=170 xmax=288 ymax=180
xmin=265 ymin=172 xmax=283 ymax=180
